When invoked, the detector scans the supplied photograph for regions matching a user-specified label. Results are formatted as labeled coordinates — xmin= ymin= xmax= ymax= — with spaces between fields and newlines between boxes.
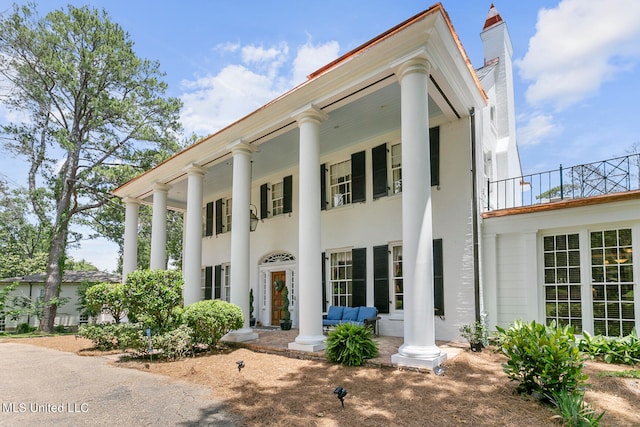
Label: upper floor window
xmin=260 ymin=175 xmax=292 ymax=219
xmin=271 ymin=182 xmax=284 ymax=216
xmin=330 ymin=160 xmax=351 ymax=207
xmin=321 ymin=152 xmax=365 ymax=210
xmin=391 ymin=143 xmax=402 ymax=194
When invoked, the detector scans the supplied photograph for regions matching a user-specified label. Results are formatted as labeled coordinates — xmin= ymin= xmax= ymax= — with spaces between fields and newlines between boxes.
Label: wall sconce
xmin=250 ymin=204 xmax=259 ymax=232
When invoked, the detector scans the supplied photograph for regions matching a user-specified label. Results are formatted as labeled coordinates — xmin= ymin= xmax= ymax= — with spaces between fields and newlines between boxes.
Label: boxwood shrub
xmin=182 ymin=300 xmax=243 ymax=347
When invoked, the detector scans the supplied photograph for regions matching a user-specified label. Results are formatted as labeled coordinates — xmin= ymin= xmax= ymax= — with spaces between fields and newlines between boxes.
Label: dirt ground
xmin=5 ymin=335 xmax=640 ymax=427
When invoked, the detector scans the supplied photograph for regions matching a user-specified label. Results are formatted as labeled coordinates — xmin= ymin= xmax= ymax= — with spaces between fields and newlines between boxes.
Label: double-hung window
xmin=330 ymin=160 xmax=351 ymax=207
xmin=330 ymin=250 xmax=352 ymax=306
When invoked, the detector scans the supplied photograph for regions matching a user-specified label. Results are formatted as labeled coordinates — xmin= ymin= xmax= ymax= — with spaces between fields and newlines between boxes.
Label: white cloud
xmin=516 ymin=0 xmax=640 ymax=110
xmin=517 ymin=112 xmax=562 ymax=146
xmin=180 ymin=41 xmax=340 ymax=136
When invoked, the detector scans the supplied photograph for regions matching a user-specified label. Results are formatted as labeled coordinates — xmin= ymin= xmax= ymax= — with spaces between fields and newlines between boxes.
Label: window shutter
xmin=351 ymin=151 xmax=366 ymax=203
xmin=215 ymin=199 xmax=223 ymax=235
xmin=351 ymin=247 xmax=366 ymax=307
xmin=283 ymin=175 xmax=293 ymax=214
xmin=372 ymin=144 xmax=388 ymax=199
xmin=373 ymin=245 xmax=390 ymax=313
xmin=430 ymin=126 xmax=440 ymax=187
xmin=260 ymin=183 xmax=269 ymax=219
xmin=204 ymin=266 xmax=213 ymax=299
xmin=433 ymin=238 xmax=444 ymax=315
xmin=320 ymin=163 xmax=327 ymax=211
xmin=214 ymin=265 xmax=222 ymax=299
xmin=205 ymin=202 xmax=214 ymax=237
xmin=321 ymin=252 xmax=327 ymax=312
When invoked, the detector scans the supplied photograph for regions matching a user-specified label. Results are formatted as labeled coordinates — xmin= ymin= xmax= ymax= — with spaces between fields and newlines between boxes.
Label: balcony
xmin=486 ymin=154 xmax=640 ymax=211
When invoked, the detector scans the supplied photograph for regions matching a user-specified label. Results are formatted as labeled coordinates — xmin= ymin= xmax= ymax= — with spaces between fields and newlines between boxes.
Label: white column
xmin=122 ymin=197 xmax=140 ymax=282
xmin=391 ymin=55 xmax=446 ymax=369
xmin=289 ymin=105 xmax=327 ymax=352
xmin=150 ymin=183 xmax=170 ymax=270
xmin=183 ymin=165 xmax=206 ymax=306
xmin=223 ymin=141 xmax=258 ymax=342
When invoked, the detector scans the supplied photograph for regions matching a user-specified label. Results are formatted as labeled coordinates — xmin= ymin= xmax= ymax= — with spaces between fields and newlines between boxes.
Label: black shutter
xmin=351 ymin=248 xmax=366 ymax=307
xmin=433 ymin=239 xmax=444 ymax=315
xmin=321 ymin=252 xmax=327 ymax=312
xmin=320 ymin=163 xmax=327 ymax=211
xmin=205 ymin=202 xmax=214 ymax=237
xmin=214 ymin=265 xmax=222 ymax=299
xmin=351 ymin=151 xmax=366 ymax=203
xmin=430 ymin=126 xmax=440 ymax=187
xmin=260 ymin=183 xmax=269 ymax=219
xmin=373 ymin=245 xmax=390 ymax=313
xmin=215 ymin=199 xmax=223 ymax=235
xmin=372 ymin=144 xmax=388 ymax=199
xmin=204 ymin=266 xmax=213 ymax=299
xmin=283 ymin=175 xmax=293 ymax=214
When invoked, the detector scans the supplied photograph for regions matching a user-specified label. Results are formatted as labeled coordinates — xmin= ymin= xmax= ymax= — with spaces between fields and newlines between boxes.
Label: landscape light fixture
xmin=434 ymin=365 xmax=446 ymax=376
xmin=236 ymin=360 xmax=245 ymax=372
xmin=333 ymin=386 xmax=347 ymax=409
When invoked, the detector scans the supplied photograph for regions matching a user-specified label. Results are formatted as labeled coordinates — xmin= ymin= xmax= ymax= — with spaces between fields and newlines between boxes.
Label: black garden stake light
xmin=236 ymin=360 xmax=245 ymax=372
xmin=333 ymin=386 xmax=347 ymax=409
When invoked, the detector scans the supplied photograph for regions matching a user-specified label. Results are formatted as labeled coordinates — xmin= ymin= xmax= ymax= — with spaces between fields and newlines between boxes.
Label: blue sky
xmin=1 ymin=1 xmax=639 ymax=272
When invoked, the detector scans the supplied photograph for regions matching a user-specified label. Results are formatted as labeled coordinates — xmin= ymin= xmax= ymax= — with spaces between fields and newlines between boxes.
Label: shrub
xmin=548 ymin=389 xmax=605 ymax=427
xmin=495 ymin=320 xmax=587 ymax=396
xmin=16 ymin=323 xmax=36 ymax=334
xmin=151 ymin=325 xmax=194 ymax=360
xmin=123 ymin=269 xmax=183 ymax=331
xmin=578 ymin=329 xmax=640 ymax=365
xmin=85 ymin=282 xmax=127 ymax=323
xmin=325 ymin=322 xmax=379 ymax=366
xmin=182 ymin=300 xmax=243 ymax=347
xmin=78 ymin=323 xmax=146 ymax=351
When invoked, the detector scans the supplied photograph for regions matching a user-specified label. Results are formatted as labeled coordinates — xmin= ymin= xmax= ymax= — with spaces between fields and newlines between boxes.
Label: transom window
xmin=391 ymin=143 xmax=402 ymax=194
xmin=330 ymin=160 xmax=351 ymax=207
xmin=271 ymin=182 xmax=284 ymax=216
xmin=591 ymin=229 xmax=635 ymax=337
xmin=543 ymin=234 xmax=582 ymax=332
xmin=392 ymin=244 xmax=403 ymax=311
xmin=330 ymin=250 xmax=352 ymax=306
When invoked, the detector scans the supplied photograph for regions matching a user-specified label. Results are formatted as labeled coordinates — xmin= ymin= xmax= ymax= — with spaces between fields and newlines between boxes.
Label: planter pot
xmin=280 ymin=320 xmax=292 ymax=330
xmin=250 ymin=318 xmax=256 ymax=327
xmin=470 ymin=342 xmax=484 ymax=352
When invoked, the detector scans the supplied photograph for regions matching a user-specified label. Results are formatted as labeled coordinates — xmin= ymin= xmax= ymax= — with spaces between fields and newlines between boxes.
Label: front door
xmin=271 ymin=271 xmax=286 ymax=324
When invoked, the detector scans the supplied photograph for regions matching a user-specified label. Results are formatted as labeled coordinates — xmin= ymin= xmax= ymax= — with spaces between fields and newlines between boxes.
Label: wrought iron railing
xmin=486 ymin=154 xmax=640 ymax=211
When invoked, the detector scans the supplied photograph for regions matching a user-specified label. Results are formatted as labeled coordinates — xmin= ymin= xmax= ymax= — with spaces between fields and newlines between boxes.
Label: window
xmin=202 ymin=267 xmax=212 ymax=299
xmin=543 ymin=234 xmax=582 ymax=332
xmin=271 ymin=182 xmax=284 ymax=216
xmin=391 ymin=143 xmax=402 ymax=194
xmin=214 ymin=198 xmax=232 ymax=234
xmin=260 ymin=175 xmax=292 ymax=219
xmin=204 ymin=202 xmax=214 ymax=237
xmin=591 ymin=229 xmax=634 ymax=337
xmin=224 ymin=198 xmax=232 ymax=232
xmin=330 ymin=160 xmax=351 ymax=207
xmin=79 ymin=314 xmax=88 ymax=325
xmin=223 ymin=264 xmax=231 ymax=303
xmin=0 ymin=314 xmax=5 ymax=332
xmin=330 ymin=250 xmax=352 ymax=306
xmin=391 ymin=245 xmax=403 ymax=311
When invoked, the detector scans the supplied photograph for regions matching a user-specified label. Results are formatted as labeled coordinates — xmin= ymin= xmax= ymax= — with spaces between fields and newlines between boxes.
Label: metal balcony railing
xmin=486 ymin=154 xmax=640 ymax=211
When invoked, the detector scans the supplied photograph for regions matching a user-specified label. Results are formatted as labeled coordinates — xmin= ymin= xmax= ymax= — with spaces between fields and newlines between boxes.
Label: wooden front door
xmin=271 ymin=271 xmax=286 ymax=324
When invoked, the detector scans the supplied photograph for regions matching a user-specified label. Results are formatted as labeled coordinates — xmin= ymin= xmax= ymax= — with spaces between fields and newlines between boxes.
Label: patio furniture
xmin=322 ymin=305 xmax=380 ymax=335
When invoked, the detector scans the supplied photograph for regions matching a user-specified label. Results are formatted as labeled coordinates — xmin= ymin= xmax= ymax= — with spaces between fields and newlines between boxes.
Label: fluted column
xmin=150 ymin=183 xmax=170 ymax=270
xmin=289 ymin=105 xmax=327 ymax=352
xmin=183 ymin=165 xmax=206 ymax=306
xmin=391 ymin=55 xmax=446 ymax=369
xmin=223 ymin=141 xmax=258 ymax=342
xmin=122 ymin=197 xmax=140 ymax=282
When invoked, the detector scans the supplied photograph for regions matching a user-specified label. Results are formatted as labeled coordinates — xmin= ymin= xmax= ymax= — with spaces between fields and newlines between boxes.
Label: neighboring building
xmin=0 ymin=271 xmax=120 ymax=331
xmin=113 ymin=3 xmax=639 ymax=370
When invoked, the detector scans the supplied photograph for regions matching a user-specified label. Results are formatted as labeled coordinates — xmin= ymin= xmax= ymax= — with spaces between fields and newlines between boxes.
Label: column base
xmin=221 ymin=328 xmax=259 ymax=343
xmin=391 ymin=343 xmax=447 ymax=370
xmin=288 ymin=334 xmax=326 ymax=352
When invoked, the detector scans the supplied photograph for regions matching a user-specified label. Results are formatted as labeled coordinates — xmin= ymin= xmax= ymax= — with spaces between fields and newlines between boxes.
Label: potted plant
xmin=280 ymin=284 xmax=292 ymax=330
xmin=459 ymin=313 xmax=489 ymax=352
xmin=249 ymin=288 xmax=256 ymax=327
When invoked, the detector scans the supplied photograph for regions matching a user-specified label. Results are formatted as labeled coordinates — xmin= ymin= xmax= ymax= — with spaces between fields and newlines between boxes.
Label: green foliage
xmin=548 ymin=389 xmax=605 ymax=427
xmin=459 ymin=312 xmax=489 ymax=347
xmin=495 ymin=320 xmax=587 ymax=396
xmin=151 ymin=325 xmax=194 ymax=360
xmin=282 ymin=285 xmax=290 ymax=322
xmin=16 ymin=323 xmax=36 ymax=334
xmin=325 ymin=322 xmax=379 ymax=366
xmin=76 ymin=281 xmax=99 ymax=318
xmin=249 ymin=288 xmax=254 ymax=319
xmin=182 ymin=300 xmax=243 ymax=347
xmin=78 ymin=323 xmax=145 ymax=351
xmin=578 ymin=329 xmax=640 ymax=365
xmin=597 ymin=369 xmax=640 ymax=379
xmin=0 ymin=282 xmax=18 ymax=313
xmin=123 ymin=269 xmax=183 ymax=331
xmin=85 ymin=282 xmax=126 ymax=323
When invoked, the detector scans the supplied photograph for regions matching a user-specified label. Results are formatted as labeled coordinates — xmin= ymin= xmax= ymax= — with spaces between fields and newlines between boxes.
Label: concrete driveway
xmin=0 ymin=342 xmax=241 ymax=426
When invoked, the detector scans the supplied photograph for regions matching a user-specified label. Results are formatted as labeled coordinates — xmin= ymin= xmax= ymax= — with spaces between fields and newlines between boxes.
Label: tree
xmin=85 ymin=282 xmax=126 ymax=323
xmin=0 ymin=4 xmax=182 ymax=331
xmin=123 ymin=269 xmax=183 ymax=331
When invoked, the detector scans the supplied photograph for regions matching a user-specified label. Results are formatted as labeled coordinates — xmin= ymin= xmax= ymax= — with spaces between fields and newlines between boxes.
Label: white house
xmin=113 ymin=4 xmax=639 ymax=370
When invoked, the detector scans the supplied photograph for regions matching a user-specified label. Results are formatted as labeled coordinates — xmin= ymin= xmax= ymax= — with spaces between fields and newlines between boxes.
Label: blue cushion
xmin=323 ymin=319 xmax=341 ymax=327
xmin=326 ymin=306 xmax=344 ymax=320
xmin=342 ymin=307 xmax=359 ymax=322
xmin=357 ymin=306 xmax=377 ymax=322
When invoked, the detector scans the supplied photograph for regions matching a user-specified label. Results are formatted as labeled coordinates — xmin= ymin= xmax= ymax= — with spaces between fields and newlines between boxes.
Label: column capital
xmin=123 ymin=197 xmax=141 ymax=206
xmin=184 ymin=163 xmax=207 ymax=177
xmin=153 ymin=183 xmax=171 ymax=193
xmin=227 ymin=139 xmax=257 ymax=155
xmin=292 ymin=104 xmax=328 ymax=125
xmin=391 ymin=48 xmax=432 ymax=80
